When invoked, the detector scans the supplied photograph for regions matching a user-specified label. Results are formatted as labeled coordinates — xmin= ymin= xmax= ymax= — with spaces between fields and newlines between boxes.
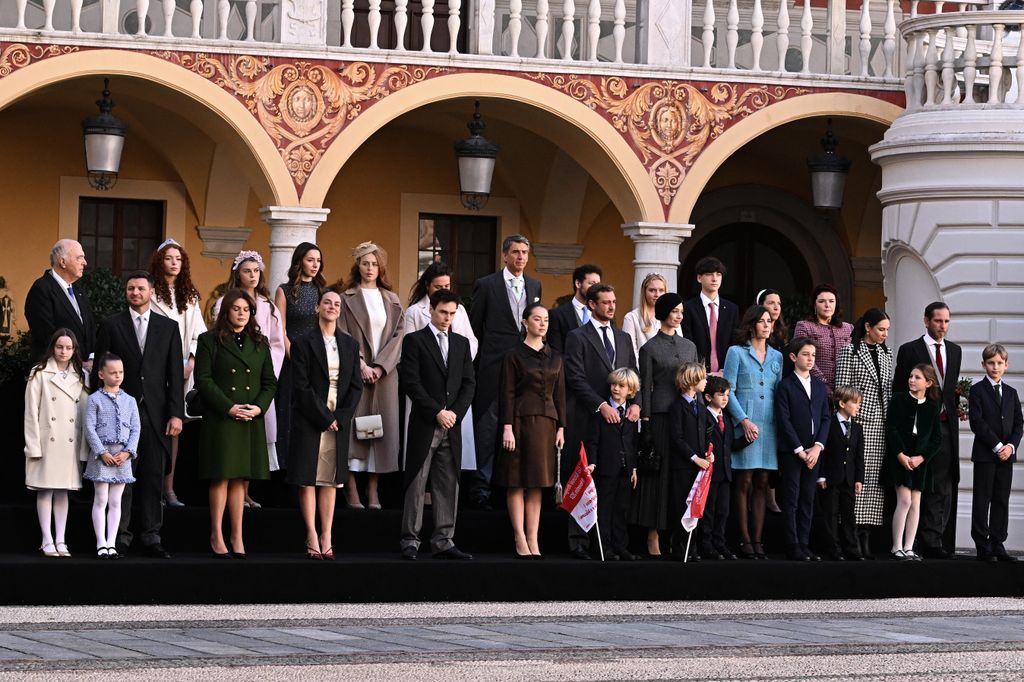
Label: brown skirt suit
xmin=494 ymin=343 xmax=568 ymax=488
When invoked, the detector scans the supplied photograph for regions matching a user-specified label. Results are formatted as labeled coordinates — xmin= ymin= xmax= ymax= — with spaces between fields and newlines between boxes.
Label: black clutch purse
xmin=185 ymin=388 xmax=204 ymax=419
xmin=636 ymin=442 xmax=661 ymax=473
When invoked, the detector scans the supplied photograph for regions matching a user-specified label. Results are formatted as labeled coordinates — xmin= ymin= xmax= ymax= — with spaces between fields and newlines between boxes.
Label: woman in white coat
xmin=403 ymin=262 xmax=479 ymax=471
xmin=24 ymin=329 xmax=89 ymax=557
xmin=149 ymin=239 xmax=207 ymax=507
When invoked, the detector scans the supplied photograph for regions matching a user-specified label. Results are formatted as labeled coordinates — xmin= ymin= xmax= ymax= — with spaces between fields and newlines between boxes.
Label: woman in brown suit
xmin=334 ymin=242 xmax=405 ymax=509
xmin=497 ymin=303 xmax=567 ymax=558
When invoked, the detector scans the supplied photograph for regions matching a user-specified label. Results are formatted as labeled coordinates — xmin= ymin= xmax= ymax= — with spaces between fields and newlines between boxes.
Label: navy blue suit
xmin=668 ymin=394 xmax=709 ymax=558
xmin=775 ymin=372 xmax=831 ymax=552
xmin=969 ymin=378 xmax=1023 ymax=555
xmin=820 ymin=413 xmax=865 ymax=558
xmin=703 ymin=407 xmax=733 ymax=555
xmin=584 ymin=399 xmax=638 ymax=556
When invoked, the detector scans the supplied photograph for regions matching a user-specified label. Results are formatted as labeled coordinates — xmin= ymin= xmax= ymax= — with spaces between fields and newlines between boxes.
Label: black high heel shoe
xmin=753 ymin=542 xmax=767 ymax=560
xmin=738 ymin=541 xmax=756 ymax=559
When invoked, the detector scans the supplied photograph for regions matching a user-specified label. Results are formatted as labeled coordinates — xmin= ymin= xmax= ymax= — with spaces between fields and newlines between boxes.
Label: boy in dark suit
xmin=583 ymin=368 xmax=640 ymax=561
xmin=680 ymin=256 xmax=738 ymax=375
xmin=776 ymin=337 xmax=832 ymax=561
xmin=818 ymin=385 xmax=865 ymax=561
xmin=702 ymin=375 xmax=735 ymax=560
xmin=969 ymin=344 xmax=1023 ymax=562
xmin=667 ymin=362 xmax=709 ymax=561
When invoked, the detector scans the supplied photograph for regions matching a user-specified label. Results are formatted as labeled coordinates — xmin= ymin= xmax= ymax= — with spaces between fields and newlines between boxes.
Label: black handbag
xmin=636 ymin=440 xmax=661 ymax=473
xmin=184 ymin=341 xmax=218 ymax=419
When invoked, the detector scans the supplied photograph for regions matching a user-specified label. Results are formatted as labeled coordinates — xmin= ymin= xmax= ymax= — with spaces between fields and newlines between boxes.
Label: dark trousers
xmin=595 ymin=470 xmax=631 ymax=555
xmin=821 ymin=480 xmax=860 ymax=557
xmin=971 ymin=460 xmax=1014 ymax=553
xmin=117 ymin=411 xmax=166 ymax=549
xmin=670 ymin=467 xmax=698 ymax=557
xmin=919 ymin=421 xmax=955 ymax=551
xmin=401 ymin=428 xmax=459 ymax=553
xmin=468 ymin=400 xmax=498 ymax=502
xmin=701 ymin=477 xmax=731 ymax=553
xmin=780 ymin=452 xmax=820 ymax=549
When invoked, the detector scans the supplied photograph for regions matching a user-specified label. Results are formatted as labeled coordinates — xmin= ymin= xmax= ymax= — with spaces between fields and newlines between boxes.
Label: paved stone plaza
xmin=0 ymin=598 xmax=1020 ymax=680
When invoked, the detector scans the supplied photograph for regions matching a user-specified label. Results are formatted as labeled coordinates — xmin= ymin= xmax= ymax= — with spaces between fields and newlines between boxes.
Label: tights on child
xmin=91 ymin=483 xmax=126 ymax=551
xmin=36 ymin=490 xmax=69 ymax=550
xmin=892 ymin=486 xmax=922 ymax=552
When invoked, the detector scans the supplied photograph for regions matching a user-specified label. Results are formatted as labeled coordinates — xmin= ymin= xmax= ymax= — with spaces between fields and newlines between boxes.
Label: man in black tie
xmin=92 ymin=272 xmax=183 ymax=559
xmin=563 ymin=283 xmax=640 ymax=558
xmin=399 ymin=290 xmax=476 ymax=560
xmin=467 ymin=235 xmax=541 ymax=509
xmin=24 ymin=239 xmax=96 ymax=369
xmin=548 ymin=264 xmax=602 ymax=354
xmin=893 ymin=302 xmax=962 ymax=558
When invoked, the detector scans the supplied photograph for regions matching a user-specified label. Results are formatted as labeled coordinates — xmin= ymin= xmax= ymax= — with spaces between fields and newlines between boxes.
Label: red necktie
xmin=934 ymin=343 xmax=944 ymax=380
xmin=718 ymin=414 xmax=725 ymax=433
xmin=709 ymin=301 xmax=719 ymax=373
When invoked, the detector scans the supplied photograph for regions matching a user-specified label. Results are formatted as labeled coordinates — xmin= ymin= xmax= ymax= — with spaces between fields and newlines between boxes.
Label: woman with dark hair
xmin=288 ymin=290 xmax=363 ymax=560
xmin=756 ymin=289 xmax=789 ymax=352
xmin=723 ymin=305 xmax=784 ymax=559
xmin=793 ymin=284 xmax=853 ymax=398
xmin=335 ymin=241 xmax=405 ymax=509
xmin=403 ymin=262 xmax=478 ymax=471
xmin=195 ymin=289 xmax=277 ymax=558
xmin=631 ymin=292 xmax=698 ymax=557
xmin=148 ymin=239 xmax=206 ymax=507
xmin=214 ymin=251 xmax=286 ymax=507
xmin=497 ymin=303 xmax=567 ymax=558
xmin=835 ymin=307 xmax=893 ymax=558
xmin=273 ymin=242 xmax=325 ymax=469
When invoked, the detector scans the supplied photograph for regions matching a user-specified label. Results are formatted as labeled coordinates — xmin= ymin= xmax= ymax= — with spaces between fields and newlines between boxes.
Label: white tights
xmin=36 ymin=490 xmax=69 ymax=548
xmin=91 ymin=483 xmax=125 ymax=550
xmin=892 ymin=486 xmax=922 ymax=552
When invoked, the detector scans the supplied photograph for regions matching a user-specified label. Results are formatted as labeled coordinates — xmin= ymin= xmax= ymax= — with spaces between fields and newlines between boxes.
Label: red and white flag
xmin=681 ymin=443 xmax=714 ymax=532
xmin=559 ymin=445 xmax=599 ymax=532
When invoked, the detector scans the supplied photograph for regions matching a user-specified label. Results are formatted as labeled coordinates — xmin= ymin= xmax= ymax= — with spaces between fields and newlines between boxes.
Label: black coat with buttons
xmin=822 ymin=412 xmax=865 ymax=486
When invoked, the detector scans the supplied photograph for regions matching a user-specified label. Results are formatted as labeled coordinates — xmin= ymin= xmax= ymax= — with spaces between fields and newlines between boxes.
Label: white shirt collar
xmin=987 ymin=376 xmax=1003 ymax=388
xmin=699 ymin=291 xmax=719 ymax=308
xmin=503 ymin=267 xmax=523 ymax=284
xmin=590 ymin=318 xmax=610 ymax=333
xmin=427 ymin=322 xmax=447 ymax=338
xmin=608 ymin=398 xmax=624 ymax=410
xmin=572 ymin=297 xmax=586 ymax=314
xmin=923 ymin=333 xmax=944 ymax=350
xmin=707 ymin=405 xmax=722 ymax=418
xmin=131 ymin=308 xmax=151 ymax=323
xmin=50 ymin=269 xmax=74 ymax=290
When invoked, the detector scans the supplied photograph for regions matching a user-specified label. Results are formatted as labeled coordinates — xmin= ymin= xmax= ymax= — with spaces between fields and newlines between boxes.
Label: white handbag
xmin=354 ymin=414 xmax=384 ymax=440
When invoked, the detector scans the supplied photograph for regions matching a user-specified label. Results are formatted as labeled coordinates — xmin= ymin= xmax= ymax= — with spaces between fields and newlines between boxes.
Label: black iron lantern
xmin=82 ymin=79 xmax=127 ymax=191
xmin=807 ymin=118 xmax=851 ymax=210
xmin=454 ymin=101 xmax=499 ymax=210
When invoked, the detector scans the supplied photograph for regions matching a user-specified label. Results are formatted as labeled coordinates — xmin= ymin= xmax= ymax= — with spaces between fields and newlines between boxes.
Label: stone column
xmin=260 ymin=206 xmax=331 ymax=292
xmin=636 ymin=0 xmax=690 ymax=67
xmin=473 ymin=0 xmax=496 ymax=55
xmin=621 ymin=222 xmax=694 ymax=307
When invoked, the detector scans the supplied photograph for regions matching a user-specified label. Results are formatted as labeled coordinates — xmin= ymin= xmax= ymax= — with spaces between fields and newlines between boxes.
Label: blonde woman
xmin=622 ymin=273 xmax=677 ymax=361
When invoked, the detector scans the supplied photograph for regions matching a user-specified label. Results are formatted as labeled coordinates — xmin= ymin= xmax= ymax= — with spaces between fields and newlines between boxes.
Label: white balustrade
xmin=726 ymin=0 xmax=738 ymax=69
xmin=421 ymin=0 xmax=436 ymax=53
xmin=777 ymin=0 xmax=790 ymax=72
xmin=587 ymin=0 xmax=601 ymax=62
xmin=509 ymin=0 xmax=523 ymax=57
xmin=536 ymin=0 xmax=551 ymax=58
xmin=190 ymin=0 xmax=203 ymax=39
xmin=702 ymin=0 xmax=715 ymax=68
xmin=42 ymin=0 xmax=55 ymax=32
xmin=245 ymin=0 xmax=257 ymax=41
xmin=71 ymin=0 xmax=83 ymax=33
xmin=750 ymin=0 xmax=763 ymax=71
xmin=396 ymin=0 xmax=409 ymax=49
xmin=859 ymin=0 xmax=872 ymax=77
xmin=613 ymin=0 xmax=626 ymax=63
xmin=800 ymin=0 xmax=813 ymax=74
xmin=342 ymin=0 xmax=355 ymax=47
xmin=560 ymin=0 xmax=576 ymax=61
xmin=883 ymin=0 xmax=897 ymax=78
xmin=15 ymin=0 xmax=27 ymax=30
xmin=137 ymin=0 xmax=149 ymax=36
xmin=368 ymin=0 xmax=382 ymax=50
xmin=216 ymin=0 xmax=228 ymax=40
xmin=448 ymin=0 xmax=461 ymax=54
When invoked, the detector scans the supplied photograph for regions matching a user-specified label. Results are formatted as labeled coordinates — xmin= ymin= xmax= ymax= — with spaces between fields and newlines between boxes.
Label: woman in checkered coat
xmin=835 ymin=308 xmax=893 ymax=559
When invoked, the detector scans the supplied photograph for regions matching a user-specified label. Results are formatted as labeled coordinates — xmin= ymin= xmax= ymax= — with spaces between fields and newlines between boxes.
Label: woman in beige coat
xmin=335 ymin=242 xmax=405 ymax=509
xmin=24 ymin=329 xmax=89 ymax=557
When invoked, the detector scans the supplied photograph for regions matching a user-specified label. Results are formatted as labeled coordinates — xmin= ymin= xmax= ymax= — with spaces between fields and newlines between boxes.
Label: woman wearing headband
xmin=334 ymin=242 xmax=405 ymax=510
xmin=148 ymin=239 xmax=206 ymax=508
xmin=214 ymin=251 xmax=287 ymax=507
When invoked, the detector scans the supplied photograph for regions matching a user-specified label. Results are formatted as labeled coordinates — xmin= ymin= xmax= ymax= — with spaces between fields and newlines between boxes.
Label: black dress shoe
xmin=466 ymin=497 xmax=493 ymax=511
xmin=143 ymin=544 xmax=171 ymax=559
xmin=977 ymin=552 xmax=997 ymax=562
xmin=994 ymin=552 xmax=1018 ymax=562
xmin=802 ymin=547 xmax=821 ymax=562
xmin=617 ymin=551 xmax=640 ymax=561
xmin=212 ymin=550 xmax=232 ymax=560
xmin=232 ymin=552 xmax=246 ymax=560
xmin=604 ymin=553 xmax=620 ymax=561
xmin=919 ymin=546 xmax=953 ymax=560
xmin=570 ymin=548 xmax=592 ymax=560
xmin=787 ymin=549 xmax=810 ymax=561
xmin=703 ymin=550 xmax=725 ymax=560
xmin=434 ymin=546 xmax=473 ymax=560
xmin=401 ymin=546 xmax=418 ymax=561
xmin=514 ymin=552 xmax=533 ymax=560
xmin=669 ymin=552 xmax=688 ymax=562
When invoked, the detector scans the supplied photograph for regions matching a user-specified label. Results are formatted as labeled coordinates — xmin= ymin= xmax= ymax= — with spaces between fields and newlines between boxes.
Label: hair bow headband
xmin=232 ymin=250 xmax=265 ymax=271
xmin=157 ymin=238 xmax=182 ymax=251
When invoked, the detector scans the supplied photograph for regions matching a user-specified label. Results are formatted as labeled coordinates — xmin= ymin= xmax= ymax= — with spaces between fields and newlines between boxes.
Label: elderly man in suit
xmin=467 ymin=235 xmax=541 ymax=509
xmin=400 ymin=290 xmax=476 ymax=560
xmin=892 ymin=301 xmax=962 ymax=559
xmin=681 ymin=256 xmax=738 ymax=375
xmin=24 ymin=239 xmax=96 ymax=368
xmin=563 ymin=283 xmax=640 ymax=559
xmin=547 ymin=264 xmax=602 ymax=354
xmin=92 ymin=271 xmax=183 ymax=559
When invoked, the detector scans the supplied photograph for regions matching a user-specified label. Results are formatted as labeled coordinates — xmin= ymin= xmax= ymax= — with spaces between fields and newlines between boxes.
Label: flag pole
xmin=684 ymin=525 xmax=694 ymax=563
xmin=593 ymin=518 xmax=606 ymax=562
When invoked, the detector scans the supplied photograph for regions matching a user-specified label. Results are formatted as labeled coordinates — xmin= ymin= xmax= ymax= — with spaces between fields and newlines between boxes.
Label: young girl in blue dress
xmin=83 ymin=354 xmax=140 ymax=560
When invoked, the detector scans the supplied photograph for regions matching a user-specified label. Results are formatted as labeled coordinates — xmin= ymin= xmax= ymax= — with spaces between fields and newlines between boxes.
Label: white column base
xmin=260 ymin=206 xmax=331 ymax=293
xmin=621 ymin=222 xmax=694 ymax=307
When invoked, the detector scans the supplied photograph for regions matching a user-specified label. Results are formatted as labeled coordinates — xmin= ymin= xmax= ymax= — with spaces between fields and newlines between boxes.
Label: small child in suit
xmin=584 ymin=368 xmax=640 ymax=561
xmin=818 ymin=385 xmax=865 ymax=561
xmin=668 ymin=362 xmax=709 ymax=561
xmin=702 ymin=375 xmax=735 ymax=560
xmin=968 ymin=344 xmax=1023 ymax=561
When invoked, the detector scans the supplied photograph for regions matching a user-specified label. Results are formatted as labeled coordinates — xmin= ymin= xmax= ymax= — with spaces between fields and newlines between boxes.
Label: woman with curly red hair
xmin=149 ymin=239 xmax=207 ymax=508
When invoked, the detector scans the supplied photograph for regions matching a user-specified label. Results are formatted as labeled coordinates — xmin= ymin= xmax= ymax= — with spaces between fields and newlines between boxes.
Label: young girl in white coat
xmin=24 ymin=329 xmax=89 ymax=557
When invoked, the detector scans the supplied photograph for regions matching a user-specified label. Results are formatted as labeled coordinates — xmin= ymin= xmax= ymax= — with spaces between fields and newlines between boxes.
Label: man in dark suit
xmin=818 ymin=386 xmax=866 ymax=560
xmin=681 ymin=256 xmax=738 ymax=375
xmin=563 ymin=283 xmax=639 ymax=558
xmin=776 ymin=337 xmax=832 ymax=561
xmin=92 ymin=271 xmax=183 ymax=559
xmin=702 ymin=375 xmax=735 ymax=560
xmin=547 ymin=263 xmax=602 ymax=354
xmin=968 ymin=344 xmax=1023 ymax=561
xmin=467 ymin=235 xmax=541 ymax=509
xmin=399 ymin=290 xmax=476 ymax=560
xmin=892 ymin=301 xmax=962 ymax=558
xmin=24 ymin=239 xmax=96 ymax=367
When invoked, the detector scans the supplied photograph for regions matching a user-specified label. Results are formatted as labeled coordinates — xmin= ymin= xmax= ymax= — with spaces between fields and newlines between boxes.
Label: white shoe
xmin=55 ymin=542 xmax=71 ymax=557
xmin=40 ymin=543 xmax=59 ymax=557
xmin=904 ymin=549 xmax=922 ymax=561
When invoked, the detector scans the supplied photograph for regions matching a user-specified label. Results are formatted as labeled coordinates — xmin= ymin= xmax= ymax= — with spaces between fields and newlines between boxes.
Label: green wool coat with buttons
xmin=194 ymin=331 xmax=277 ymax=480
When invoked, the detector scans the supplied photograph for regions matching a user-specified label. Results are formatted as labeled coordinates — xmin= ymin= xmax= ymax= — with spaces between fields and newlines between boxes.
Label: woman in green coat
xmin=195 ymin=289 xmax=277 ymax=558
xmin=881 ymin=363 xmax=941 ymax=561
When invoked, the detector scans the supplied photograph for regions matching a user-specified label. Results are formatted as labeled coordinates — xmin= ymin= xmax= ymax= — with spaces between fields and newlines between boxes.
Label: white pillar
xmin=621 ymin=222 xmax=693 ymax=307
xmin=636 ymin=0 xmax=690 ymax=66
xmin=280 ymin=0 xmax=329 ymax=45
xmin=260 ymin=206 xmax=331 ymax=292
xmin=473 ymin=0 xmax=496 ymax=55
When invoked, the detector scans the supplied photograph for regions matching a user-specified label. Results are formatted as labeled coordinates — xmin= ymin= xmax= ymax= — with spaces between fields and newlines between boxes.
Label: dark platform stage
xmin=3 ymin=504 xmax=1022 ymax=606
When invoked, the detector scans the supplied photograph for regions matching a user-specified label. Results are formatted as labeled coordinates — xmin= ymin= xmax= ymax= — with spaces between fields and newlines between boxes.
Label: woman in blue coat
xmin=723 ymin=305 xmax=783 ymax=559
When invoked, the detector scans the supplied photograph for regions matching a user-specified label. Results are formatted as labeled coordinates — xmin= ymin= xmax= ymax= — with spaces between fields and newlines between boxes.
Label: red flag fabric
xmin=559 ymin=444 xmax=599 ymax=532
xmin=681 ymin=443 xmax=714 ymax=532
